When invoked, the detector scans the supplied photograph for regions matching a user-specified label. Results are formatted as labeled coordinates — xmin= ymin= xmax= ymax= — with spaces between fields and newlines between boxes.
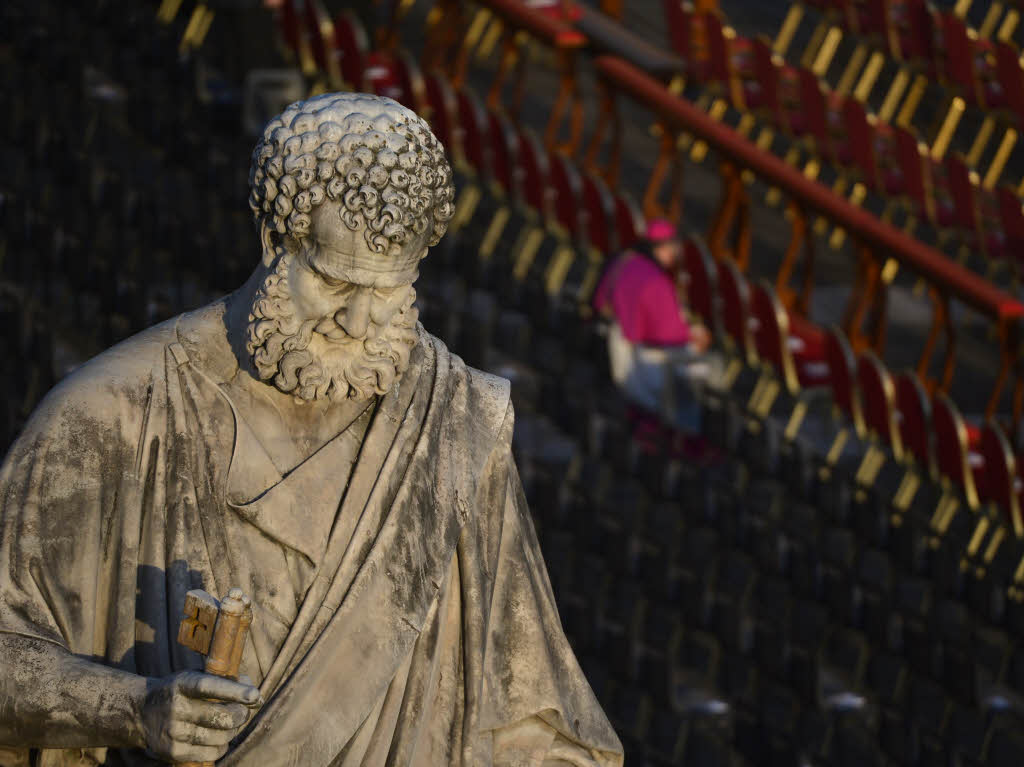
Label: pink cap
xmin=645 ymin=218 xmax=678 ymax=243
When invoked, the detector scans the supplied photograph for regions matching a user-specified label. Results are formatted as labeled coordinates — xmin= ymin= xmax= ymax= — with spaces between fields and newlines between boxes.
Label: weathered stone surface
xmin=0 ymin=93 xmax=621 ymax=765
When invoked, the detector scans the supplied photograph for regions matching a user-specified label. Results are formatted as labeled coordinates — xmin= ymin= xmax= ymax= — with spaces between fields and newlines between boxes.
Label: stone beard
xmin=245 ymin=253 xmax=419 ymax=402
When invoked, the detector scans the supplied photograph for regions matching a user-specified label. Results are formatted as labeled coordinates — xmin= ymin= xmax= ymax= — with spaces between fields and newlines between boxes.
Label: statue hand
xmin=140 ymin=671 xmax=261 ymax=763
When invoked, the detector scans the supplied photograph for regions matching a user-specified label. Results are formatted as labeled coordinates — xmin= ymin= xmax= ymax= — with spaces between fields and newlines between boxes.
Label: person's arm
xmin=0 ymin=633 xmax=259 ymax=762
xmin=592 ymin=268 xmax=613 ymax=316
xmin=638 ymin=276 xmax=691 ymax=346
xmin=592 ymin=255 xmax=627 ymax=317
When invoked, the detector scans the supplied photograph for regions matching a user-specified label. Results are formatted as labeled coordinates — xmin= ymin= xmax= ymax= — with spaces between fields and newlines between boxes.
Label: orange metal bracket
xmin=642 ymin=125 xmax=686 ymax=222
xmin=994 ymin=318 xmax=1022 ymax=421
xmin=583 ymin=77 xmax=623 ymax=186
xmin=544 ymin=48 xmax=585 ymax=155
xmin=775 ymin=202 xmax=816 ymax=317
xmin=915 ymin=287 xmax=956 ymax=395
xmin=707 ymin=161 xmax=751 ymax=269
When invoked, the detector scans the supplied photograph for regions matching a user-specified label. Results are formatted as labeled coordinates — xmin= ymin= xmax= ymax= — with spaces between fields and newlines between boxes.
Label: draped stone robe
xmin=0 ymin=299 xmax=622 ymax=767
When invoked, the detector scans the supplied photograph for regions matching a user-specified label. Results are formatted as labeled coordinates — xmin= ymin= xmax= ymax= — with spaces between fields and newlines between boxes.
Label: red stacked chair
xmin=993 ymin=37 xmax=1024 ymax=127
xmin=894 ymin=371 xmax=935 ymax=480
xmin=303 ymin=0 xmax=340 ymax=87
xmin=931 ymin=392 xmax=984 ymax=514
xmin=454 ymin=87 xmax=490 ymax=176
xmin=682 ymin=237 xmax=718 ymax=333
xmin=825 ymin=326 xmax=865 ymax=441
xmin=364 ymin=48 xmax=425 ymax=110
xmin=422 ymin=71 xmax=459 ymax=163
xmin=850 ymin=351 xmax=906 ymax=539
xmin=980 ymin=421 xmax=1024 ymax=537
xmin=333 ymin=10 xmax=368 ymax=90
xmin=751 ymin=281 xmax=830 ymax=391
xmin=855 ymin=351 xmax=902 ymax=459
xmin=715 ymin=257 xmax=754 ymax=364
xmin=580 ymin=173 xmax=617 ymax=256
xmin=934 ymin=10 xmax=1000 ymax=111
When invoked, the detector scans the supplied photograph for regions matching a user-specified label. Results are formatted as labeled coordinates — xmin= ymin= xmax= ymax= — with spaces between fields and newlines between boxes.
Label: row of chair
xmin=680 ymin=225 xmax=1024 ymax=563
xmin=660 ymin=0 xmax=1024 ymax=282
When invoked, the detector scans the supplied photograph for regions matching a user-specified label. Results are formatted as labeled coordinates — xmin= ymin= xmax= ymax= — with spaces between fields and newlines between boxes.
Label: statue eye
xmin=310 ymin=264 xmax=349 ymax=290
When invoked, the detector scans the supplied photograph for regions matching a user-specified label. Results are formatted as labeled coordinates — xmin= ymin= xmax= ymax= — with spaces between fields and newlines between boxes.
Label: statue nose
xmin=336 ymin=287 xmax=372 ymax=338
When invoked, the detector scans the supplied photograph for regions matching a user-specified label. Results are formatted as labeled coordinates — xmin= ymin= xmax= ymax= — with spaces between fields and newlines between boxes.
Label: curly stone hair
xmin=248 ymin=92 xmax=455 ymax=255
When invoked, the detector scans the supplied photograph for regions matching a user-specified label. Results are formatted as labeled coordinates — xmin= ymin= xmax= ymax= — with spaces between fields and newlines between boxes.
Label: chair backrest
xmin=891 ymin=124 xmax=931 ymax=219
xmin=699 ymin=12 xmax=735 ymax=91
xmin=364 ymin=53 xmax=403 ymax=103
xmin=997 ymin=184 xmax=1024 ymax=258
xmin=682 ymin=237 xmax=716 ymax=329
xmin=364 ymin=49 xmax=424 ymax=111
xmin=423 ymin=71 xmax=458 ymax=163
xmin=279 ymin=0 xmax=304 ymax=62
xmin=613 ymin=192 xmax=644 ymax=251
xmin=942 ymin=152 xmax=981 ymax=233
xmin=856 ymin=351 xmax=902 ymax=457
xmin=750 ymin=37 xmax=785 ymax=125
xmin=547 ymin=153 xmax=583 ymax=239
xmin=581 ymin=172 xmax=615 ymax=254
xmin=825 ymin=326 xmax=864 ymax=434
xmin=487 ymin=108 xmax=517 ymax=196
xmin=937 ymin=12 xmax=980 ymax=104
xmin=841 ymin=97 xmax=880 ymax=191
xmin=893 ymin=0 xmax=935 ymax=64
xmin=980 ymin=420 xmax=1023 ymax=536
xmin=855 ymin=0 xmax=895 ymax=50
xmin=662 ymin=0 xmax=693 ymax=63
xmin=932 ymin=391 xmax=980 ymax=509
xmin=304 ymin=0 xmax=334 ymax=78
xmin=716 ymin=258 xmax=753 ymax=362
xmin=750 ymin=280 xmax=799 ymax=394
xmin=894 ymin=371 xmax=933 ymax=475
xmin=388 ymin=49 xmax=426 ymax=112
xmin=797 ymin=68 xmax=833 ymax=160
xmin=995 ymin=40 xmax=1024 ymax=129
xmin=792 ymin=316 xmax=830 ymax=387
xmin=333 ymin=9 xmax=368 ymax=91
xmin=515 ymin=128 xmax=551 ymax=216
xmin=455 ymin=88 xmax=488 ymax=174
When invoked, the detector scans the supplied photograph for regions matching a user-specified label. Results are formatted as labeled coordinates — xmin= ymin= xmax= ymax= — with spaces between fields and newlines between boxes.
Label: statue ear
xmin=259 ymin=220 xmax=277 ymax=268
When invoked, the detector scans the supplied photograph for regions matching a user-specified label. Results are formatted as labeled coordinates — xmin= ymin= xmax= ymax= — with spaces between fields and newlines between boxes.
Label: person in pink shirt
xmin=593 ymin=219 xmax=711 ymax=431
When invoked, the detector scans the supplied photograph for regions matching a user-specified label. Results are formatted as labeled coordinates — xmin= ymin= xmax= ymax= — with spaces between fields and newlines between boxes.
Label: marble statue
xmin=0 ymin=93 xmax=623 ymax=766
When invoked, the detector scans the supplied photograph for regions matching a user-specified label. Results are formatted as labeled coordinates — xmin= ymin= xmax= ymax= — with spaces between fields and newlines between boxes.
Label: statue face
xmin=284 ymin=202 xmax=422 ymax=338
xmin=245 ymin=200 xmax=423 ymax=403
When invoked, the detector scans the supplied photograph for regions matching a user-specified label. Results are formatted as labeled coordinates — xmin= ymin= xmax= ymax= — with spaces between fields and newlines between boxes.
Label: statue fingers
xmin=178 ymin=699 xmax=251 ymax=731
xmin=176 ymin=671 xmax=261 ymax=706
xmin=164 ymin=739 xmax=230 ymax=764
xmin=166 ymin=718 xmax=236 ymax=749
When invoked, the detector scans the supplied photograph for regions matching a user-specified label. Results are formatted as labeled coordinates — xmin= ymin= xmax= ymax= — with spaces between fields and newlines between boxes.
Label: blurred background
xmin=6 ymin=0 xmax=1024 ymax=764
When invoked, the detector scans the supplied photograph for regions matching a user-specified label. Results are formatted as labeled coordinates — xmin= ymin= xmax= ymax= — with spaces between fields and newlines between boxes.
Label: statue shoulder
xmin=22 ymin=300 xmax=229 ymax=441
xmin=420 ymin=328 xmax=513 ymax=449
xmin=40 ymin=320 xmax=178 ymax=409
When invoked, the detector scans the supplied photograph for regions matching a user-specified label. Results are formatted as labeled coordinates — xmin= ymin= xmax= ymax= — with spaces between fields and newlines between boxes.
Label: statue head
xmin=244 ymin=92 xmax=455 ymax=403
